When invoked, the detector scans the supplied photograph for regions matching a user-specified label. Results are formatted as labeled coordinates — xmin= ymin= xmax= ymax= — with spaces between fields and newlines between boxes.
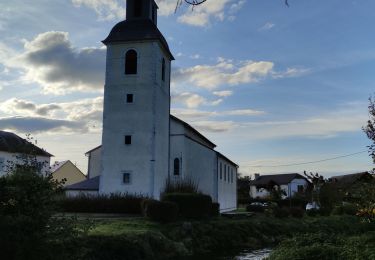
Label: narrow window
xmin=125 ymin=50 xmax=137 ymax=74
xmin=224 ymin=165 xmax=227 ymax=182
xmin=161 ymin=58 xmax=166 ymax=81
xmin=152 ymin=5 xmax=156 ymax=23
xmin=125 ymin=135 xmax=132 ymax=145
xmin=173 ymin=158 xmax=180 ymax=176
xmin=297 ymin=185 xmax=304 ymax=193
xmin=123 ymin=172 xmax=131 ymax=184
xmin=134 ymin=0 xmax=142 ymax=17
xmin=126 ymin=94 xmax=134 ymax=103
xmin=231 ymin=169 xmax=233 ymax=183
xmin=219 ymin=162 xmax=222 ymax=180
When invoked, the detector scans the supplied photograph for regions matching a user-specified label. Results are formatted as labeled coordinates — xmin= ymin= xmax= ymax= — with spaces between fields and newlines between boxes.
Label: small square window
xmin=126 ymin=94 xmax=133 ymax=103
xmin=125 ymin=135 xmax=132 ymax=145
xmin=123 ymin=172 xmax=131 ymax=184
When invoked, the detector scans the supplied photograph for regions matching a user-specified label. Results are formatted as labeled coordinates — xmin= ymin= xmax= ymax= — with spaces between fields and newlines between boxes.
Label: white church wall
xmin=183 ymin=137 xmax=217 ymax=201
xmin=217 ymin=156 xmax=237 ymax=212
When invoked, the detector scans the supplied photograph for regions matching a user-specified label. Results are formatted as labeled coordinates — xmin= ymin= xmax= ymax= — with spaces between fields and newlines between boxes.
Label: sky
xmin=0 ymin=0 xmax=374 ymax=178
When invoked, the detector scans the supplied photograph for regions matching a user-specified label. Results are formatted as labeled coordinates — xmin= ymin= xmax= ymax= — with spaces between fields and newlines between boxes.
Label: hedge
xmin=161 ymin=193 xmax=212 ymax=219
xmin=58 ymin=193 xmax=146 ymax=214
xmin=143 ymin=200 xmax=179 ymax=223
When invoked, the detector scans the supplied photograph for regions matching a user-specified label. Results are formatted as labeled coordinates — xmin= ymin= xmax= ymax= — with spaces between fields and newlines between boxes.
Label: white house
xmin=67 ymin=0 xmax=238 ymax=212
xmin=0 ymin=130 xmax=52 ymax=176
xmin=249 ymin=173 xmax=310 ymax=199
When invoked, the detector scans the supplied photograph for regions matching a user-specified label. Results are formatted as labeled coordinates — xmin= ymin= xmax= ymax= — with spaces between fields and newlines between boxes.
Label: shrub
xmin=273 ymin=207 xmax=290 ymax=218
xmin=162 ymin=193 xmax=212 ymax=219
xmin=332 ymin=203 xmax=358 ymax=216
xmin=306 ymin=209 xmax=319 ymax=217
xmin=289 ymin=207 xmax=304 ymax=218
xmin=59 ymin=193 xmax=147 ymax=214
xmin=210 ymin=202 xmax=220 ymax=217
xmin=144 ymin=200 xmax=178 ymax=223
xmin=246 ymin=204 xmax=265 ymax=213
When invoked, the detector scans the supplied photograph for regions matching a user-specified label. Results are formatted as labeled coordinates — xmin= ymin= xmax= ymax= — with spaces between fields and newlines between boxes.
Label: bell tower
xmin=99 ymin=0 xmax=174 ymax=198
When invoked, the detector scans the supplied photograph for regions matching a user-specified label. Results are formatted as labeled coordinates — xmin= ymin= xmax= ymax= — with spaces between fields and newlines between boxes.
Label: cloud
xmin=0 ymin=97 xmax=103 ymax=134
xmin=172 ymin=92 xmax=224 ymax=108
xmin=173 ymin=58 xmax=274 ymax=90
xmin=259 ymin=22 xmax=275 ymax=31
xmin=213 ymin=90 xmax=233 ymax=97
xmin=272 ymin=67 xmax=311 ymax=78
xmin=0 ymin=116 xmax=85 ymax=134
xmin=71 ymin=0 xmax=125 ymax=20
xmin=8 ymin=31 xmax=105 ymax=94
xmin=70 ymin=0 xmax=245 ymax=27
xmin=171 ymin=108 xmax=265 ymax=119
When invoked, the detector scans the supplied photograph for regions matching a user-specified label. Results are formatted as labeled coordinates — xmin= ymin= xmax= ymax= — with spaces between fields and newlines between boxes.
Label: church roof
xmin=170 ymin=115 xmax=217 ymax=148
xmin=102 ymin=19 xmax=174 ymax=60
xmin=65 ymin=176 xmax=99 ymax=191
xmin=0 ymin=130 xmax=52 ymax=157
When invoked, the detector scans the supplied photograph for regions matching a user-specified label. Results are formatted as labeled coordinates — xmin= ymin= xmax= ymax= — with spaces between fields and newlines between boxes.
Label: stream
xmin=192 ymin=248 xmax=272 ymax=260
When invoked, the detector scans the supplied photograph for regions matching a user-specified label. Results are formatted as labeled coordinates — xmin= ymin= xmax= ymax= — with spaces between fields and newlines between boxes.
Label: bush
xmin=273 ymin=207 xmax=290 ymax=218
xmin=331 ymin=203 xmax=358 ymax=216
xmin=162 ymin=193 xmax=212 ymax=219
xmin=144 ymin=200 xmax=178 ymax=223
xmin=210 ymin=202 xmax=220 ymax=217
xmin=306 ymin=209 xmax=319 ymax=217
xmin=289 ymin=207 xmax=304 ymax=218
xmin=59 ymin=193 xmax=146 ymax=214
xmin=246 ymin=204 xmax=265 ymax=213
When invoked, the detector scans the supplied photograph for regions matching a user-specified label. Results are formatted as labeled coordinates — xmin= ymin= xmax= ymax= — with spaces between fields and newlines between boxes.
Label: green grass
xmin=87 ymin=218 xmax=161 ymax=236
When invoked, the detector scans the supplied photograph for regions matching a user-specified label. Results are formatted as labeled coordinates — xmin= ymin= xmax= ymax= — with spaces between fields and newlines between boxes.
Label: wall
xmin=87 ymin=147 xmax=102 ymax=178
xmin=65 ymin=190 xmax=99 ymax=197
xmin=52 ymin=161 xmax=86 ymax=186
xmin=217 ymin=156 xmax=237 ymax=212
xmin=250 ymin=178 xmax=310 ymax=199
xmin=0 ymin=151 xmax=50 ymax=176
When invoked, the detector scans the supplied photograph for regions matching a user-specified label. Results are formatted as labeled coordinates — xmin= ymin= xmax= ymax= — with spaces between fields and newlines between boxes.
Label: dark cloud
xmin=0 ymin=116 xmax=86 ymax=133
xmin=20 ymin=31 xmax=106 ymax=93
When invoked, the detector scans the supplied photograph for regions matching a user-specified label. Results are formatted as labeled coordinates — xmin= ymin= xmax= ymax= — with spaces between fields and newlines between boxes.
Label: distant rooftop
xmin=65 ymin=176 xmax=100 ymax=191
xmin=0 ymin=130 xmax=52 ymax=157
xmin=250 ymin=173 xmax=309 ymax=186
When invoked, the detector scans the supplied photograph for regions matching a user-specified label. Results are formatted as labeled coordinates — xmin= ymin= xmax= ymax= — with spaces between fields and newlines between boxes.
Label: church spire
xmin=126 ymin=0 xmax=158 ymax=25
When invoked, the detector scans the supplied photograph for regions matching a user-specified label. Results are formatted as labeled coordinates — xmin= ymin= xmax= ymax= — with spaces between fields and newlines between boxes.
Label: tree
xmin=363 ymin=95 xmax=375 ymax=166
xmin=237 ymin=174 xmax=251 ymax=204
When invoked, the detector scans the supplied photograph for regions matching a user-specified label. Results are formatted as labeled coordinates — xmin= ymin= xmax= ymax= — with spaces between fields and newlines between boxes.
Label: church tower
xmin=100 ymin=0 xmax=174 ymax=198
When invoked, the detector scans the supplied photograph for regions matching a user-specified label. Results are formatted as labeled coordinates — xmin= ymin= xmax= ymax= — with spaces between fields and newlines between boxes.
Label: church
xmin=67 ymin=0 xmax=238 ymax=212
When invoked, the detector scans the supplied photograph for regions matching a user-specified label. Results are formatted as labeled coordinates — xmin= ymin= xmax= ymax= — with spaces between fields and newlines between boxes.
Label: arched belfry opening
xmin=125 ymin=50 xmax=137 ymax=74
xmin=126 ymin=0 xmax=158 ymax=25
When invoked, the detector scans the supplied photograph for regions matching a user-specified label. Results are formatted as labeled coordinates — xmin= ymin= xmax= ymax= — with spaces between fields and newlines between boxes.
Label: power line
xmin=243 ymin=150 xmax=368 ymax=168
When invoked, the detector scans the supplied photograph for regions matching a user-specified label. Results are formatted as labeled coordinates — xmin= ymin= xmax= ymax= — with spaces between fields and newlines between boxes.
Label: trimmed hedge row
xmin=142 ymin=200 xmax=179 ymax=223
xmin=58 ymin=193 xmax=146 ymax=214
xmin=162 ymin=193 xmax=213 ymax=219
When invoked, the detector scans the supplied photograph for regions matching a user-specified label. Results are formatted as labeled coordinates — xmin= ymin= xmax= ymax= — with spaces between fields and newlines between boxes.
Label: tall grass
xmin=162 ymin=176 xmax=199 ymax=194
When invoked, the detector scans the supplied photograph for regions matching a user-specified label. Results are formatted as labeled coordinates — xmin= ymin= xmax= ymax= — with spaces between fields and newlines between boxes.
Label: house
xmin=69 ymin=0 xmax=238 ymax=212
xmin=0 ymin=130 xmax=52 ymax=176
xmin=330 ymin=172 xmax=373 ymax=187
xmin=249 ymin=173 xmax=310 ymax=199
xmin=50 ymin=160 xmax=86 ymax=186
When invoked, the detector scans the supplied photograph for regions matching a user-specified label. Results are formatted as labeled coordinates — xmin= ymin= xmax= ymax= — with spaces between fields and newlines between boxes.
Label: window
xmin=124 ymin=135 xmax=132 ymax=145
xmin=297 ymin=185 xmax=304 ymax=193
xmin=123 ymin=172 xmax=131 ymax=184
xmin=231 ymin=169 xmax=233 ymax=183
xmin=152 ymin=5 xmax=156 ymax=23
xmin=161 ymin=58 xmax=166 ymax=81
xmin=126 ymin=94 xmax=134 ymax=103
xmin=125 ymin=50 xmax=137 ymax=74
xmin=224 ymin=165 xmax=227 ymax=181
xmin=134 ymin=0 xmax=142 ymax=17
xmin=219 ymin=162 xmax=222 ymax=180
xmin=173 ymin=158 xmax=180 ymax=176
